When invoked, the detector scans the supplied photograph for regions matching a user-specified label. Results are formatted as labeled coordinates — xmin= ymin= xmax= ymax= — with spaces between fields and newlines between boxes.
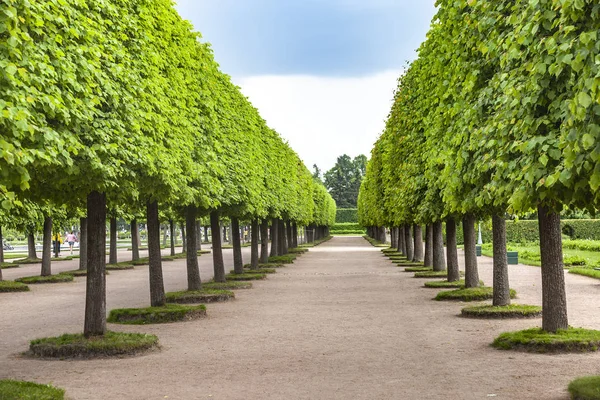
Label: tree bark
xmin=204 ymin=226 xmax=209 ymax=243
xmin=286 ymin=221 xmax=293 ymax=249
xmin=210 ymin=211 xmax=226 ymax=283
xmin=84 ymin=191 xmax=107 ymax=337
xmin=280 ymin=220 xmax=288 ymax=255
xmin=413 ymin=224 xmax=424 ymax=262
xmin=109 ymin=216 xmax=117 ymax=265
xmin=260 ymin=220 xmax=269 ymax=263
xmin=424 ymin=224 xmax=433 ymax=267
xmin=250 ymin=219 xmax=259 ymax=270
xmin=131 ymin=219 xmax=140 ymax=261
xmin=181 ymin=223 xmax=186 ymax=253
xmin=445 ymin=218 xmax=460 ymax=282
xmin=463 ymin=214 xmax=479 ymax=288
xmin=538 ymin=204 xmax=569 ymax=332
xmin=27 ymin=232 xmax=38 ymax=259
xmin=231 ymin=217 xmax=244 ymax=274
xmin=270 ymin=219 xmax=279 ymax=257
xmin=404 ymin=224 xmax=414 ymax=261
xmin=196 ymin=221 xmax=202 ymax=251
xmin=169 ymin=219 xmax=175 ymax=256
xmin=432 ymin=221 xmax=446 ymax=272
xmin=378 ymin=226 xmax=386 ymax=244
xmin=292 ymin=222 xmax=299 ymax=248
xmin=147 ymin=200 xmax=166 ymax=307
xmin=41 ymin=216 xmax=52 ymax=276
xmin=79 ymin=217 xmax=88 ymax=270
xmin=186 ymin=206 xmax=201 ymax=291
xmin=162 ymin=224 xmax=168 ymax=247
xmin=398 ymin=226 xmax=405 ymax=255
xmin=492 ymin=214 xmax=510 ymax=306
xmin=0 ymin=225 xmax=4 ymax=266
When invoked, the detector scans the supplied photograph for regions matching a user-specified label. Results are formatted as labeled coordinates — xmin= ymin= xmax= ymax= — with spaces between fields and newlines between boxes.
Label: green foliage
xmin=568 ymin=376 xmax=600 ymax=400
xmin=324 ymin=155 xmax=367 ymax=208
xmin=330 ymin=223 xmax=364 ymax=234
xmin=107 ymin=304 xmax=206 ymax=325
xmin=336 ymin=208 xmax=359 ymax=223
xmin=0 ymin=380 xmax=65 ymax=400
xmin=0 ymin=280 xmax=29 ymax=292
xmin=492 ymin=328 xmax=600 ymax=353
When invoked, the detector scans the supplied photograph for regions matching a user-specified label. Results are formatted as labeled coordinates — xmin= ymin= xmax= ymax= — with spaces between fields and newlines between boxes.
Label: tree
xmin=324 ymin=154 xmax=368 ymax=208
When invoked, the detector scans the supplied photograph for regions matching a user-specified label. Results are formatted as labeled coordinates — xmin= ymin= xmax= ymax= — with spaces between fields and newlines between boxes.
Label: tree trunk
xmin=27 ymin=232 xmax=37 ymax=259
xmin=109 ymin=216 xmax=117 ymax=265
xmin=186 ymin=206 xmax=201 ymax=291
xmin=446 ymin=218 xmax=460 ymax=282
xmin=231 ymin=217 xmax=244 ymax=274
xmin=196 ymin=221 xmax=202 ymax=251
xmin=162 ymin=224 xmax=168 ymax=247
xmin=404 ymin=224 xmax=414 ymax=261
xmin=250 ymin=219 xmax=259 ymax=270
xmin=0 ymin=225 xmax=4 ymax=266
xmin=292 ymin=222 xmax=299 ymax=248
xmin=204 ymin=226 xmax=209 ymax=243
xmin=463 ymin=214 xmax=479 ymax=288
xmin=492 ymin=214 xmax=510 ymax=306
xmin=147 ymin=200 xmax=166 ymax=307
xmin=413 ymin=224 xmax=424 ymax=262
xmin=210 ymin=211 xmax=226 ymax=283
xmin=378 ymin=226 xmax=386 ymax=244
xmin=286 ymin=221 xmax=293 ymax=249
xmin=84 ymin=191 xmax=107 ymax=337
xmin=280 ymin=220 xmax=288 ymax=255
xmin=260 ymin=220 xmax=269 ymax=263
xmin=396 ymin=227 xmax=404 ymax=254
xmin=424 ymin=224 xmax=433 ymax=267
xmin=181 ymin=223 xmax=186 ymax=251
xmin=79 ymin=217 xmax=88 ymax=270
xmin=538 ymin=205 xmax=568 ymax=332
xmin=270 ymin=219 xmax=279 ymax=257
xmin=131 ymin=219 xmax=140 ymax=261
xmin=169 ymin=219 xmax=175 ymax=256
xmin=432 ymin=221 xmax=446 ymax=272
xmin=41 ymin=216 xmax=52 ymax=276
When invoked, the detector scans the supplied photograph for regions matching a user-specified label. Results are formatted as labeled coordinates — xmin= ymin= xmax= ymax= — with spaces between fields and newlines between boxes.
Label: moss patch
xmin=203 ymin=281 xmax=253 ymax=290
xmin=568 ymin=376 xmax=600 ymax=400
xmin=166 ymin=289 xmax=234 ymax=304
xmin=0 ymin=380 xmax=65 ymax=399
xmin=570 ymin=268 xmax=600 ymax=280
xmin=29 ymin=331 xmax=159 ymax=358
xmin=1 ymin=262 xmax=19 ymax=269
xmin=492 ymin=327 xmax=600 ymax=353
xmin=461 ymin=304 xmax=542 ymax=319
xmin=435 ymin=287 xmax=516 ymax=302
xmin=108 ymin=304 xmax=207 ymax=325
xmin=15 ymin=274 xmax=73 ymax=284
xmin=0 ymin=280 xmax=30 ymax=292
xmin=106 ymin=262 xmax=135 ymax=270
xmin=404 ymin=266 xmax=433 ymax=272
xmin=226 ymin=272 xmax=267 ymax=281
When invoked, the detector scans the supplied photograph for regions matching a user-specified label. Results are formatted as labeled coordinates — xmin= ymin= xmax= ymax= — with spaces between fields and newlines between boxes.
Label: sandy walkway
xmin=1 ymin=236 xmax=600 ymax=399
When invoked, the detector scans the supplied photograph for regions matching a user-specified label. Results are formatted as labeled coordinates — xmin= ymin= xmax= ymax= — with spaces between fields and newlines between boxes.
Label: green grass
xmin=108 ymin=304 xmax=207 ymax=325
xmin=1 ymin=262 xmax=19 ymax=269
xmin=364 ymin=235 xmax=389 ymax=247
xmin=461 ymin=304 xmax=542 ymax=319
xmin=60 ymin=269 xmax=91 ymax=277
xmin=15 ymin=274 xmax=74 ymax=284
xmin=435 ymin=287 xmax=517 ymax=302
xmin=492 ymin=327 xmax=600 ymax=353
xmin=0 ymin=280 xmax=30 ymax=292
xmin=268 ymin=255 xmax=296 ymax=264
xmin=231 ymin=268 xmax=276 ymax=274
xmin=203 ymin=281 xmax=253 ymax=290
xmin=197 ymin=250 xmax=211 ymax=255
xmin=481 ymin=242 xmax=600 ymax=268
xmin=0 ymin=380 xmax=65 ymax=399
xmin=414 ymin=270 xmax=464 ymax=278
xmin=288 ymin=248 xmax=308 ymax=254
xmin=29 ymin=331 xmax=159 ymax=358
xmin=404 ymin=266 xmax=433 ymax=272
xmin=226 ymin=272 xmax=267 ymax=281
xmin=568 ymin=376 xmax=600 ymax=400
xmin=244 ymin=263 xmax=285 ymax=269
xmin=424 ymin=279 xmax=484 ymax=289
xmin=14 ymin=258 xmax=42 ymax=265
xmin=1 ymin=253 xmax=28 ymax=260
xmin=569 ymin=268 xmax=600 ymax=280
xmin=166 ymin=289 xmax=234 ymax=304
xmin=106 ymin=262 xmax=135 ymax=270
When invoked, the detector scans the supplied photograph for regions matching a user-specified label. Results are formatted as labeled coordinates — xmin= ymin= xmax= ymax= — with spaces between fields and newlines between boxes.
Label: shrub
xmin=564 ymin=255 xmax=587 ymax=266
xmin=336 ymin=208 xmax=358 ymax=223
xmin=0 ymin=380 xmax=65 ymax=399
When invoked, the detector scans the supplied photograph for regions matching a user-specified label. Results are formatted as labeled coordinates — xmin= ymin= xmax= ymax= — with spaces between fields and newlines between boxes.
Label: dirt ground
xmin=1 ymin=236 xmax=600 ymax=399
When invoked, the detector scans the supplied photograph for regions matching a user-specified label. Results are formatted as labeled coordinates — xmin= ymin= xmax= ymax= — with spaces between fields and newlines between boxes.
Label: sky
xmin=174 ymin=0 xmax=437 ymax=172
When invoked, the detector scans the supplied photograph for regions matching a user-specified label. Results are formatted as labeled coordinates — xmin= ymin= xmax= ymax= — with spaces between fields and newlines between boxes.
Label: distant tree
xmin=312 ymin=164 xmax=322 ymax=181
xmin=324 ymin=154 xmax=368 ymax=208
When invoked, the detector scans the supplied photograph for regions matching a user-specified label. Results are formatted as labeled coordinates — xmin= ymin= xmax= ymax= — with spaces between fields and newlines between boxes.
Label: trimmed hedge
xmin=336 ymin=208 xmax=358 ymax=223
xmin=331 ymin=222 xmax=364 ymax=234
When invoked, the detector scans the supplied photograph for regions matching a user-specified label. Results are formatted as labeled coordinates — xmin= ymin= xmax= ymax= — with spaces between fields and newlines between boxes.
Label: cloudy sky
xmin=174 ymin=0 xmax=437 ymax=172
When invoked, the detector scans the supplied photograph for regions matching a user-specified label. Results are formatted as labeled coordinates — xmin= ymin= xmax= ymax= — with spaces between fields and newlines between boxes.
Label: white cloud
xmin=235 ymin=70 xmax=400 ymax=172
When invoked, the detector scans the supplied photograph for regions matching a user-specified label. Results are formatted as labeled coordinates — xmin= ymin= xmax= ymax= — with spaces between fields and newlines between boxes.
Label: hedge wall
xmin=331 ymin=222 xmax=364 ymax=234
xmin=336 ymin=209 xmax=358 ymax=223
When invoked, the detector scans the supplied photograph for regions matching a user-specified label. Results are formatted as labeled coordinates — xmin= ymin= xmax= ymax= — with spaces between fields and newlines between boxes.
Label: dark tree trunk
xmin=432 ymin=221 xmax=446 ymax=272
xmin=210 ymin=211 xmax=226 ymax=283
xmin=186 ymin=206 xmax=201 ymax=291
xmin=292 ymin=222 xmax=299 ymax=248
xmin=109 ymin=216 xmax=117 ymax=265
xmin=79 ymin=217 xmax=88 ymax=270
xmin=398 ymin=226 xmax=406 ymax=255
xmin=378 ymin=226 xmax=386 ymax=244
xmin=231 ymin=217 xmax=244 ymax=274
xmin=162 ymin=224 xmax=168 ymax=247
xmin=41 ymin=216 xmax=52 ymax=276
xmin=250 ymin=219 xmax=259 ymax=270
xmin=538 ymin=205 xmax=569 ymax=332
xmin=222 ymin=224 xmax=228 ymax=242
xmin=492 ymin=214 xmax=510 ymax=306
xmin=27 ymin=232 xmax=37 ymax=260
xmin=131 ymin=219 xmax=140 ymax=261
xmin=84 ymin=191 xmax=107 ymax=337
xmin=424 ymin=224 xmax=433 ymax=267
xmin=181 ymin=223 xmax=186 ymax=251
xmin=260 ymin=220 xmax=269 ymax=263
xmin=196 ymin=221 xmax=202 ymax=251
xmin=446 ymin=218 xmax=460 ymax=282
xmin=462 ymin=214 xmax=479 ymax=288
xmin=286 ymin=221 xmax=293 ymax=249
xmin=147 ymin=200 xmax=166 ymax=307
xmin=204 ymin=226 xmax=209 ymax=243
xmin=413 ymin=224 xmax=424 ymax=262
xmin=404 ymin=224 xmax=414 ymax=261
xmin=270 ymin=219 xmax=279 ymax=257
xmin=0 ymin=225 xmax=3 ymax=265
xmin=280 ymin=220 xmax=288 ymax=255
xmin=169 ymin=219 xmax=175 ymax=256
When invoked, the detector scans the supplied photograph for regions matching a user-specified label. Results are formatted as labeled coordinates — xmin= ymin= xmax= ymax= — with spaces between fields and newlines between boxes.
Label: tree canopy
xmin=323 ymin=154 xmax=367 ymax=208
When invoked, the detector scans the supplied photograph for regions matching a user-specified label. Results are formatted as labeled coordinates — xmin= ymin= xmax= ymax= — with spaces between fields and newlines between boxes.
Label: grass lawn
xmin=480 ymin=243 xmax=600 ymax=268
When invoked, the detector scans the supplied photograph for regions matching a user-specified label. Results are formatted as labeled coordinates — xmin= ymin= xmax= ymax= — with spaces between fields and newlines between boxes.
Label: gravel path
xmin=1 ymin=236 xmax=600 ymax=399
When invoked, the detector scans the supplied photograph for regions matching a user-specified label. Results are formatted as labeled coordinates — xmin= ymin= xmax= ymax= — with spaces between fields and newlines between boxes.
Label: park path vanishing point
xmin=1 ymin=236 xmax=600 ymax=399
